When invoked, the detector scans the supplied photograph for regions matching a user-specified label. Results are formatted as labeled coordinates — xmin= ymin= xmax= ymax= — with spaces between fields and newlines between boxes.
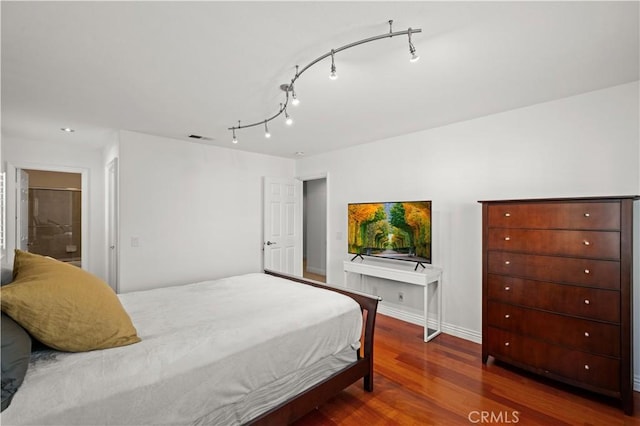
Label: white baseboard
xmin=378 ymin=304 xmax=482 ymax=344
xmin=378 ymin=304 xmax=423 ymax=326
xmin=441 ymin=322 xmax=482 ymax=344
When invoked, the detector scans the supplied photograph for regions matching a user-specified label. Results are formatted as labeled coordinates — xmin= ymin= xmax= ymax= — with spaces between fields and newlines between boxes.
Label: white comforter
xmin=1 ymin=273 xmax=362 ymax=425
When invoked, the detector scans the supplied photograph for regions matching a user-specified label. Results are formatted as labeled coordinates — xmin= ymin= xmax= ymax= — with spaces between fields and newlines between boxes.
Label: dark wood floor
xmin=294 ymin=314 xmax=640 ymax=425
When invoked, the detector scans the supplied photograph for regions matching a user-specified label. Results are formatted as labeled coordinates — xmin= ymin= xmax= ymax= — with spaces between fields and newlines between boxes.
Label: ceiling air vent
xmin=188 ymin=134 xmax=213 ymax=141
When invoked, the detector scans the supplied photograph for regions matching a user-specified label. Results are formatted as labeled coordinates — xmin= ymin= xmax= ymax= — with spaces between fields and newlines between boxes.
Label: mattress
xmin=1 ymin=273 xmax=363 ymax=425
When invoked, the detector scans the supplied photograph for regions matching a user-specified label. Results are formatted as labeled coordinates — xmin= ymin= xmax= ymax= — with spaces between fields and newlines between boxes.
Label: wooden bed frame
xmin=249 ymin=270 xmax=381 ymax=425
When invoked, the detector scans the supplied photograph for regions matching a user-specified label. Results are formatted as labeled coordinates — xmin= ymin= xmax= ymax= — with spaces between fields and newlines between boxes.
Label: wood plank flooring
xmin=294 ymin=314 xmax=640 ymax=425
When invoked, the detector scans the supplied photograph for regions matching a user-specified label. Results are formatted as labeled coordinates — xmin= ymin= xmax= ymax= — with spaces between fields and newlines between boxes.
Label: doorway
xmin=20 ymin=169 xmax=82 ymax=266
xmin=302 ymin=177 xmax=327 ymax=282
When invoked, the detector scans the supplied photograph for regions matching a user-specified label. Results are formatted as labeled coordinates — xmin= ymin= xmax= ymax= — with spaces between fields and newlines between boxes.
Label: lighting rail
xmin=228 ymin=20 xmax=422 ymax=143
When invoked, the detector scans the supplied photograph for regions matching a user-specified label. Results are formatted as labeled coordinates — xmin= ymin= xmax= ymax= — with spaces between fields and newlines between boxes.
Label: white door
xmin=16 ymin=169 xmax=29 ymax=251
xmin=107 ymin=159 xmax=119 ymax=292
xmin=263 ymin=177 xmax=302 ymax=276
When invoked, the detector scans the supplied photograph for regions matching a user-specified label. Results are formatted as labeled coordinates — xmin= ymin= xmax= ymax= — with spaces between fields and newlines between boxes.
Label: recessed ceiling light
xmin=295 ymin=151 xmax=305 ymax=156
xmin=61 ymin=127 xmax=75 ymax=133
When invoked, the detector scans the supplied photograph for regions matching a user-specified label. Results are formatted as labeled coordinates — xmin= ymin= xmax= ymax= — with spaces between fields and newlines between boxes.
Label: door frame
xmin=5 ymin=162 xmax=90 ymax=270
xmin=297 ymin=172 xmax=330 ymax=283
xmin=106 ymin=158 xmax=119 ymax=292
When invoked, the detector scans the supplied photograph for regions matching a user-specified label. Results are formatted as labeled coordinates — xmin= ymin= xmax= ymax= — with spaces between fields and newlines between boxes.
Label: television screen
xmin=348 ymin=201 xmax=432 ymax=265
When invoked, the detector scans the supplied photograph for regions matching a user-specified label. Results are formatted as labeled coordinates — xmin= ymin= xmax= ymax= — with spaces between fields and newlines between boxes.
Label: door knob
xmin=265 ymin=241 xmax=277 ymax=246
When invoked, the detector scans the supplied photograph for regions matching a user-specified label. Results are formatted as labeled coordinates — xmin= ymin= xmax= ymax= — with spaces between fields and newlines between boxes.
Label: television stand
xmin=350 ymin=253 xmax=364 ymax=262
xmin=343 ymin=259 xmax=442 ymax=342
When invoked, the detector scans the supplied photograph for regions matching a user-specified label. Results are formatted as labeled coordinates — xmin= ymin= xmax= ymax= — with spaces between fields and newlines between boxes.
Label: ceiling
xmin=2 ymin=1 xmax=638 ymax=158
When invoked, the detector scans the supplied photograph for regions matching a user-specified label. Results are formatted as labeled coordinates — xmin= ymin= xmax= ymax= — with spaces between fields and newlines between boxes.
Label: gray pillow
xmin=1 ymin=267 xmax=13 ymax=286
xmin=1 ymin=313 xmax=31 ymax=411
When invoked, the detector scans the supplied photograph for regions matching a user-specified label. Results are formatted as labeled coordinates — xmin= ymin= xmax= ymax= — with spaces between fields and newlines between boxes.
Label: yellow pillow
xmin=0 ymin=250 xmax=140 ymax=352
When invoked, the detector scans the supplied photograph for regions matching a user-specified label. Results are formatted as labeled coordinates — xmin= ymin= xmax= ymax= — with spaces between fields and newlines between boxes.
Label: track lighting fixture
xmin=329 ymin=50 xmax=338 ymax=80
xmin=264 ymin=120 xmax=271 ymax=138
xmin=408 ymin=28 xmax=420 ymax=63
xmin=228 ymin=20 xmax=421 ymax=144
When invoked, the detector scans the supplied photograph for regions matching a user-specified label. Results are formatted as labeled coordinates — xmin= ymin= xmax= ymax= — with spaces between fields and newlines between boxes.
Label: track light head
xmin=281 ymin=103 xmax=294 ymax=126
xmin=329 ymin=49 xmax=338 ymax=80
xmin=232 ymin=122 xmax=239 ymax=143
xmin=264 ymin=121 xmax=271 ymax=138
xmin=291 ymin=91 xmax=300 ymax=106
xmin=408 ymin=29 xmax=420 ymax=63
xmin=290 ymin=85 xmax=300 ymax=106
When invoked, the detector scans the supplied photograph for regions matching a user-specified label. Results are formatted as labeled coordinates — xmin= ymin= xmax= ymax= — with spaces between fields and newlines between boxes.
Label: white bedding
xmin=1 ymin=273 xmax=363 ymax=425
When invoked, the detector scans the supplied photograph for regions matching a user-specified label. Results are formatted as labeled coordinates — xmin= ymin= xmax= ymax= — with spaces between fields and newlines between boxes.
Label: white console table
xmin=343 ymin=259 xmax=442 ymax=342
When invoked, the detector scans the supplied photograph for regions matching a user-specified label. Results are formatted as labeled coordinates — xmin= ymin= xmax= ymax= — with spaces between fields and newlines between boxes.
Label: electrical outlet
xmin=398 ymin=291 xmax=404 ymax=302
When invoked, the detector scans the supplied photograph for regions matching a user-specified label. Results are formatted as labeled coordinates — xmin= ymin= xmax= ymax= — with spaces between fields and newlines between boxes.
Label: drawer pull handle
xmin=583 ymin=241 xmax=590 ymax=246
xmin=504 ymin=314 xmax=510 ymax=319
xmin=584 ymin=365 xmax=590 ymax=370
xmin=504 ymin=213 xmax=511 ymax=217
xmin=504 ymin=342 xmax=510 ymax=346
xmin=584 ymin=332 xmax=590 ymax=337
xmin=584 ymin=213 xmax=590 ymax=217
xmin=504 ymin=286 xmax=511 ymax=291
xmin=505 ymin=261 xmax=511 ymax=265
xmin=584 ymin=269 xmax=590 ymax=274
xmin=584 ymin=299 xmax=590 ymax=305
xmin=504 ymin=236 xmax=510 ymax=241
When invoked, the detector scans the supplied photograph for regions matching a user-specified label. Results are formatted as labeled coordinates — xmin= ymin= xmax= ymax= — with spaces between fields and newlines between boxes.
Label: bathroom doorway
xmin=22 ymin=169 xmax=82 ymax=266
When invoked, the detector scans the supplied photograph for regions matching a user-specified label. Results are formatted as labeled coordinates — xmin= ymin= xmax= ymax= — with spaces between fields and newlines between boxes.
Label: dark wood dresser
xmin=479 ymin=196 xmax=638 ymax=415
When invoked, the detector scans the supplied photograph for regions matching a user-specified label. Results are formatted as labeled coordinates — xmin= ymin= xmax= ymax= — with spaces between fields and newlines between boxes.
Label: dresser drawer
xmin=487 ymin=229 xmax=620 ymax=259
xmin=487 ymin=252 xmax=620 ymax=290
xmin=487 ymin=202 xmax=620 ymax=230
xmin=487 ymin=275 xmax=620 ymax=323
xmin=487 ymin=327 xmax=620 ymax=392
xmin=487 ymin=301 xmax=619 ymax=357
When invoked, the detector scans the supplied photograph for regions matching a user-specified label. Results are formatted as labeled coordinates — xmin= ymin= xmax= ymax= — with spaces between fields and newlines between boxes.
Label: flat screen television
xmin=348 ymin=201 xmax=432 ymax=267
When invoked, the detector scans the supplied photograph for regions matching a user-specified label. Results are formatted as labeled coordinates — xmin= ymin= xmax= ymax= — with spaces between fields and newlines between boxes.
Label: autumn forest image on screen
xmin=348 ymin=201 xmax=432 ymax=263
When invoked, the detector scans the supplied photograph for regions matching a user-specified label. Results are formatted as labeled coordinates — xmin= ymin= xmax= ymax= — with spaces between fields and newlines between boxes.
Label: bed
xmin=1 ymin=265 xmax=380 ymax=425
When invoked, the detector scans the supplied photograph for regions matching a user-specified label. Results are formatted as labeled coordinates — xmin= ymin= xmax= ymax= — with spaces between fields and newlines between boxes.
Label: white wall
xmin=117 ymin=131 xmax=295 ymax=293
xmin=1 ymin=136 xmax=108 ymax=279
xmin=296 ymin=81 xmax=640 ymax=382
